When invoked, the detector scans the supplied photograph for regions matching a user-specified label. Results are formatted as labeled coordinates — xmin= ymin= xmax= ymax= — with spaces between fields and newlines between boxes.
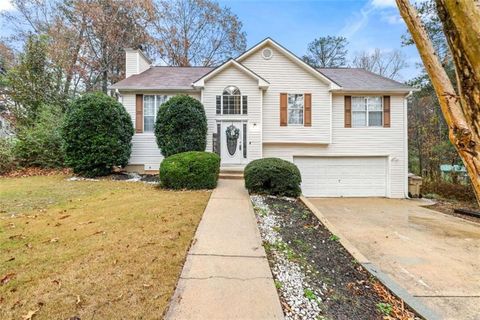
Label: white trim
xmin=351 ymin=96 xmax=383 ymax=128
xmin=329 ymin=91 xmax=333 ymax=144
xmin=236 ymin=38 xmax=341 ymax=90
xmin=193 ymin=59 xmax=269 ymax=89
xmin=404 ymin=91 xmax=413 ymax=197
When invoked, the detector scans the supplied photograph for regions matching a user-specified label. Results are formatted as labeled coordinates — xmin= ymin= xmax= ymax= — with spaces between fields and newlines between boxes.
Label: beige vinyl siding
xmin=138 ymin=53 xmax=150 ymax=74
xmin=263 ymin=93 xmax=407 ymax=198
xmin=125 ymin=51 xmax=138 ymax=78
xmin=125 ymin=50 xmax=150 ymax=78
xmin=241 ymin=44 xmax=331 ymax=143
xmin=121 ymin=91 xmax=201 ymax=170
xmin=202 ymin=65 xmax=262 ymax=162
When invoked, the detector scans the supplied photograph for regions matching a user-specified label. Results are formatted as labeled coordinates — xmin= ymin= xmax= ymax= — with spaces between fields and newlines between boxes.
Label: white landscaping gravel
xmin=251 ymin=195 xmax=322 ymax=320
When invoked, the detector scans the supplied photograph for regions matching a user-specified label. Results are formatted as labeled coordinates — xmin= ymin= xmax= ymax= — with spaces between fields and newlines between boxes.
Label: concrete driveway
xmin=308 ymin=198 xmax=480 ymax=320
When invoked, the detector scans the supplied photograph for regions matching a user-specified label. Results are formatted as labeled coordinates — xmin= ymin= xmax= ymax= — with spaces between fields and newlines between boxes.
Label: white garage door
xmin=294 ymin=156 xmax=388 ymax=197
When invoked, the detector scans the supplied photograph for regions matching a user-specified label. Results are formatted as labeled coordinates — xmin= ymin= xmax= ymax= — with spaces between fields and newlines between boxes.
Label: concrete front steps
xmin=219 ymin=167 xmax=244 ymax=180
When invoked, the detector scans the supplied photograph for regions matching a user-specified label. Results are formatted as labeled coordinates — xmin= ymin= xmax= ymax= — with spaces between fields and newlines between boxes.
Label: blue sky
xmin=0 ymin=0 xmax=422 ymax=81
xmin=218 ymin=0 xmax=422 ymax=81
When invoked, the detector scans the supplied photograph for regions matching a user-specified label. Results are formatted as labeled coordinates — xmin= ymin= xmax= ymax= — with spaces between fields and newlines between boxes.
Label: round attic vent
xmin=262 ymin=48 xmax=273 ymax=60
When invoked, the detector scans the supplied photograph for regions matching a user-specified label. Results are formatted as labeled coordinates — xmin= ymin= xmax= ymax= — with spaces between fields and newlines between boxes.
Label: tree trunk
xmin=396 ymin=0 xmax=480 ymax=204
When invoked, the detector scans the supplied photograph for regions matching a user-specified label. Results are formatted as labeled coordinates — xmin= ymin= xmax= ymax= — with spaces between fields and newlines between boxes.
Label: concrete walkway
xmin=165 ymin=180 xmax=284 ymax=320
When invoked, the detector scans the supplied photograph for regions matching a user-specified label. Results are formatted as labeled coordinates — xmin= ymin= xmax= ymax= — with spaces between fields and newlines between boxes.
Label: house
xmin=110 ymin=38 xmax=414 ymax=198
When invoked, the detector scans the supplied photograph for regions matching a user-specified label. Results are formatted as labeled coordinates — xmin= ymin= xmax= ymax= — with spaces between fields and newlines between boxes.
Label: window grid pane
xmin=242 ymin=96 xmax=248 ymax=114
xmin=368 ymin=111 xmax=382 ymax=126
xmin=352 ymin=111 xmax=367 ymax=127
xmin=144 ymin=116 xmax=155 ymax=132
xmin=288 ymin=94 xmax=304 ymax=125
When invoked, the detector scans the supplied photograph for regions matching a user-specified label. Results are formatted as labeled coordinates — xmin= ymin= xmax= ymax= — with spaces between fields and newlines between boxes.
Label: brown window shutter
xmin=135 ymin=94 xmax=143 ymax=133
xmin=383 ymin=96 xmax=391 ymax=128
xmin=304 ymin=93 xmax=312 ymax=127
xmin=280 ymin=93 xmax=287 ymax=126
xmin=344 ymin=96 xmax=352 ymax=128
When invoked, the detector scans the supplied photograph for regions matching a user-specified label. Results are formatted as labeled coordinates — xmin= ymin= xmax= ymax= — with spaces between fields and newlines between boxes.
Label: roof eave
xmin=330 ymin=88 xmax=418 ymax=93
xmin=192 ymin=59 xmax=270 ymax=89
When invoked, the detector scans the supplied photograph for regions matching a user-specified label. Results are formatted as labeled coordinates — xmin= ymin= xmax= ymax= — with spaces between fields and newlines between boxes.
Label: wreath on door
xmin=225 ymin=124 xmax=240 ymax=156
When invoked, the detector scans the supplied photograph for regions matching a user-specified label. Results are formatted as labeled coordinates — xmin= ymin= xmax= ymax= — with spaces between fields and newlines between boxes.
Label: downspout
xmin=404 ymin=91 xmax=413 ymax=198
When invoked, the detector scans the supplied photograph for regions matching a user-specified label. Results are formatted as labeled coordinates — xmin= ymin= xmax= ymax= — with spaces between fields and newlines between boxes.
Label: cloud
xmin=0 ymin=0 xmax=14 ymax=12
xmin=382 ymin=13 xmax=404 ymax=25
xmin=339 ymin=0 xmax=403 ymax=37
xmin=339 ymin=5 xmax=375 ymax=38
xmin=371 ymin=0 xmax=397 ymax=8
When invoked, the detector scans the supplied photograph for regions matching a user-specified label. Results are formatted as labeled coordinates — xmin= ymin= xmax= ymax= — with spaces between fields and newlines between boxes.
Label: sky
xmin=217 ymin=0 xmax=423 ymax=81
xmin=0 ymin=0 xmax=423 ymax=81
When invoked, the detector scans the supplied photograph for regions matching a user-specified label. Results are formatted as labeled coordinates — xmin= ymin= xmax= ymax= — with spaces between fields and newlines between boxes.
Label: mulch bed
xmin=424 ymin=199 xmax=480 ymax=224
xmin=1 ymin=168 xmax=159 ymax=183
xmin=0 ymin=167 xmax=72 ymax=178
xmin=252 ymin=196 xmax=420 ymax=320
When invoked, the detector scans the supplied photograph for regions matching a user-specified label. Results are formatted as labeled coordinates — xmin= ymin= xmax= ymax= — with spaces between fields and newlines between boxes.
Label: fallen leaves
xmin=372 ymin=281 xmax=416 ymax=320
xmin=1 ymin=273 xmax=15 ymax=285
xmin=22 ymin=308 xmax=39 ymax=320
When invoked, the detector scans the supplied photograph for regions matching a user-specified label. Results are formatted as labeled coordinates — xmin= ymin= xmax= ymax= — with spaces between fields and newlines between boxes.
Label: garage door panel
xmin=294 ymin=156 xmax=387 ymax=197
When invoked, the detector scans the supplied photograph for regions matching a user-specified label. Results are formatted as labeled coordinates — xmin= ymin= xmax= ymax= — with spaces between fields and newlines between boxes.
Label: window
xmin=216 ymin=86 xmax=247 ymax=115
xmin=288 ymin=94 xmax=304 ymax=125
xmin=352 ymin=96 xmax=383 ymax=127
xmin=144 ymin=95 xmax=169 ymax=132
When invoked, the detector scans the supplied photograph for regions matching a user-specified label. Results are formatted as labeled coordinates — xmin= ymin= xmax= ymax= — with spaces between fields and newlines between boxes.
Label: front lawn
xmin=0 ymin=175 xmax=210 ymax=319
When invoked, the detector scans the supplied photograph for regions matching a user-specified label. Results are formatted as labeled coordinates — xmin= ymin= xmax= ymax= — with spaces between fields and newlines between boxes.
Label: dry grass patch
xmin=0 ymin=175 xmax=211 ymax=319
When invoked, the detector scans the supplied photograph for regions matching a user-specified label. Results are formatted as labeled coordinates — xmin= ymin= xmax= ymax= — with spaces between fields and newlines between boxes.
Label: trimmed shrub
xmin=160 ymin=151 xmax=220 ymax=189
xmin=62 ymin=92 xmax=134 ymax=177
xmin=14 ymin=105 xmax=65 ymax=168
xmin=244 ymin=158 xmax=302 ymax=197
xmin=0 ymin=137 xmax=16 ymax=174
xmin=421 ymin=180 xmax=476 ymax=202
xmin=155 ymin=95 xmax=207 ymax=157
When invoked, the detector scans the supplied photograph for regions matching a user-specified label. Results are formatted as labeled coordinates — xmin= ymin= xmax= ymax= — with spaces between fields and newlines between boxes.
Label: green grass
xmin=0 ymin=175 xmax=211 ymax=319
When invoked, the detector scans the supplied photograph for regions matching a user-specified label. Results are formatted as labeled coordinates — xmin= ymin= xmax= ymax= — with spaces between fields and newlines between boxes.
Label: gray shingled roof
xmin=110 ymin=66 xmax=413 ymax=92
xmin=110 ymin=66 xmax=213 ymax=90
xmin=318 ymin=68 xmax=413 ymax=92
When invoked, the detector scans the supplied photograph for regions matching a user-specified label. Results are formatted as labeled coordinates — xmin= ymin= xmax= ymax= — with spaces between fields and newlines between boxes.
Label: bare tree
xmin=396 ymin=0 xmax=480 ymax=203
xmin=151 ymin=0 xmax=247 ymax=66
xmin=352 ymin=48 xmax=408 ymax=80
xmin=302 ymin=36 xmax=348 ymax=68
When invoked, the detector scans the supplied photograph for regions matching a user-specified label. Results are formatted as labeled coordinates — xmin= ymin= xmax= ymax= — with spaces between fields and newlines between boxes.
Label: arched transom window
xmin=216 ymin=86 xmax=247 ymax=115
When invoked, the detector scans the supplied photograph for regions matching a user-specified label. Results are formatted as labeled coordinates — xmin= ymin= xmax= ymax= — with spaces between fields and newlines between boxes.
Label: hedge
xmin=244 ymin=158 xmax=302 ymax=197
xmin=160 ymin=151 xmax=220 ymax=189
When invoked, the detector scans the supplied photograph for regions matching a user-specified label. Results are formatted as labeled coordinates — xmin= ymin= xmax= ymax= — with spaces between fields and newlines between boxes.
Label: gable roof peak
xmin=235 ymin=37 xmax=341 ymax=89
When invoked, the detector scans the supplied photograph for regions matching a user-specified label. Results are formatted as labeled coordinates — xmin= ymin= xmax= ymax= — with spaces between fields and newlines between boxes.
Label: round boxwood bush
xmin=62 ymin=92 xmax=134 ymax=177
xmin=244 ymin=158 xmax=302 ymax=197
xmin=155 ymin=95 xmax=207 ymax=157
xmin=160 ymin=151 xmax=220 ymax=189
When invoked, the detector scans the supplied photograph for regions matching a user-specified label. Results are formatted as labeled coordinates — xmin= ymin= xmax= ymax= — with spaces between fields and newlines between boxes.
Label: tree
xmin=402 ymin=0 xmax=459 ymax=180
xmin=151 ymin=0 xmax=247 ymax=66
xmin=6 ymin=35 xmax=63 ymax=126
xmin=352 ymin=48 xmax=408 ymax=80
xmin=395 ymin=0 xmax=480 ymax=203
xmin=2 ymin=0 xmax=154 ymax=95
xmin=302 ymin=36 xmax=348 ymax=68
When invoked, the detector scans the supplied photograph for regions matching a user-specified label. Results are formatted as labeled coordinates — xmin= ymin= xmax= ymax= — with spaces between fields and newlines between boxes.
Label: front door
xmin=221 ymin=121 xmax=244 ymax=164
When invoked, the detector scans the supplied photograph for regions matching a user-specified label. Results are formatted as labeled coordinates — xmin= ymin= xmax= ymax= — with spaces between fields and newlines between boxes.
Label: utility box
xmin=408 ymin=174 xmax=422 ymax=198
